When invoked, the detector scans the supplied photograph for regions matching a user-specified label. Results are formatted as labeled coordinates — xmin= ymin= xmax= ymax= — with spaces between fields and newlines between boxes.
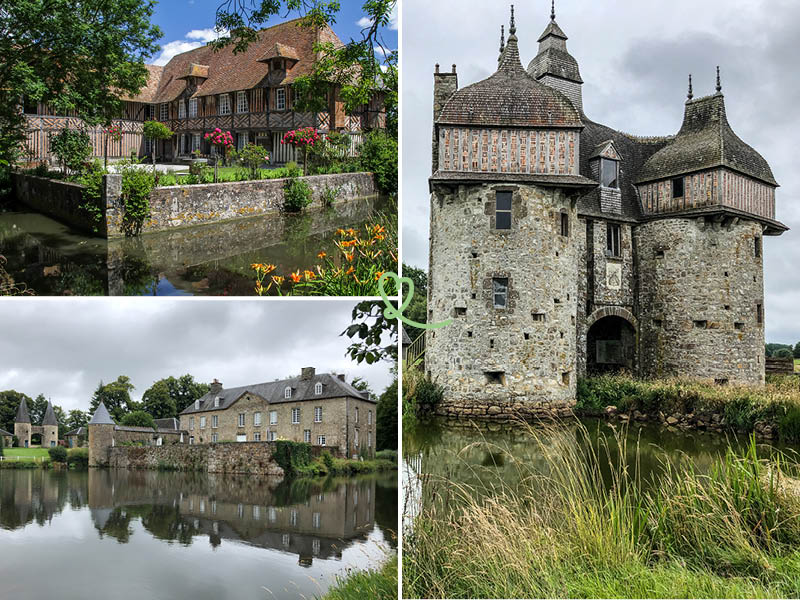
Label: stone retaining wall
xmin=435 ymin=397 xmax=575 ymax=421
xmin=12 ymin=173 xmax=103 ymax=235
xmin=108 ymin=442 xmax=284 ymax=477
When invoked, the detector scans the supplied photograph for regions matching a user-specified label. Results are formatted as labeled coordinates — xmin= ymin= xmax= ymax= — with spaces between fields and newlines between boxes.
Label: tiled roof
xmin=437 ymin=31 xmax=582 ymax=129
xmin=42 ymin=402 xmax=58 ymax=426
xmin=636 ymin=93 xmax=778 ymax=186
xmin=123 ymin=64 xmax=164 ymax=102
xmin=258 ymin=42 xmax=301 ymax=62
xmin=537 ymin=20 xmax=568 ymax=42
xmin=528 ymin=48 xmax=582 ymax=83
xmin=89 ymin=402 xmax=115 ymax=425
xmin=15 ymin=399 xmax=30 ymax=424
xmin=180 ymin=372 xmax=371 ymax=415
xmin=141 ymin=18 xmax=343 ymax=103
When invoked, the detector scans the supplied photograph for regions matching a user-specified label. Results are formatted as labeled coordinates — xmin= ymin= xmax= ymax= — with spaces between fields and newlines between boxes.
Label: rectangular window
xmin=355 ymin=429 xmax=359 ymax=447
xmin=291 ymin=407 xmax=300 ymax=424
xmin=160 ymin=103 xmax=168 ymax=120
xmin=254 ymin=432 xmax=261 ymax=442
xmin=560 ymin=212 xmax=569 ymax=237
xmin=317 ymin=435 xmax=326 ymax=446
xmin=493 ymin=277 xmax=509 ymax=309
xmin=495 ymin=191 xmax=512 ymax=230
xmin=238 ymin=413 xmax=245 ymax=427
xmin=312 ymin=512 xmax=321 ymax=528
xmin=237 ymin=132 xmax=247 ymax=151
xmin=269 ymin=410 xmax=277 ymax=425
xmin=212 ymin=415 xmax=218 ymax=428
xmin=276 ymin=88 xmax=286 ymax=111
xmin=672 ymin=177 xmax=684 ymax=198
xmin=200 ymin=416 xmax=206 ymax=429
xmin=368 ymin=410 xmax=372 ymax=425
xmin=254 ymin=412 xmax=261 ymax=426
xmin=606 ymin=223 xmax=621 ymax=258
xmin=304 ymin=429 xmax=311 ymax=443
xmin=754 ymin=236 xmax=762 ymax=258
xmin=189 ymin=417 xmax=194 ymax=430
xmin=236 ymin=90 xmax=248 ymax=113
xmin=211 ymin=433 xmax=218 ymax=443
xmin=600 ymin=159 xmax=618 ymax=188
xmin=314 ymin=407 xmax=322 ymax=423
xmin=757 ymin=304 xmax=763 ymax=325
xmin=355 ymin=407 xmax=359 ymax=423
xmin=267 ymin=431 xmax=276 ymax=441
xmin=218 ymin=94 xmax=231 ymax=115
xmin=192 ymin=133 xmax=200 ymax=152
xmin=368 ymin=431 xmax=372 ymax=447
xmin=178 ymin=101 xmax=186 ymax=118
xmin=148 ymin=104 xmax=155 ymax=120
xmin=188 ymin=98 xmax=198 ymax=118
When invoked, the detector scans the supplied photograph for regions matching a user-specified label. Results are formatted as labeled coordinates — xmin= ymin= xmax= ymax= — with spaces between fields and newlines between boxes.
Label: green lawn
xmin=2 ymin=447 xmax=50 ymax=459
xmin=795 ymin=358 xmax=800 ymax=372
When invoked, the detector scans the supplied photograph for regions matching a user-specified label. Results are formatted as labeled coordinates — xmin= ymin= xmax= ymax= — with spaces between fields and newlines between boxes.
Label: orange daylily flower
xmin=374 ymin=271 xmax=384 ymax=281
xmin=304 ymin=270 xmax=315 ymax=280
xmin=346 ymin=266 xmax=355 ymax=275
xmin=272 ymin=275 xmax=285 ymax=285
xmin=344 ymin=252 xmax=354 ymax=262
xmin=289 ymin=270 xmax=301 ymax=283
xmin=317 ymin=251 xmax=327 ymax=259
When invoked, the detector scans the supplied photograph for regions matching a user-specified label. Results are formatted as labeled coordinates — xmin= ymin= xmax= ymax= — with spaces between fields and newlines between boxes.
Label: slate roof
xmin=64 ymin=427 xmax=86 ymax=437
xmin=636 ymin=93 xmax=778 ymax=186
xmin=402 ymin=326 xmax=412 ymax=346
xmin=0 ymin=427 xmax=12 ymax=437
xmin=89 ymin=402 xmax=115 ymax=425
xmin=180 ymin=372 xmax=372 ymax=415
xmin=436 ymin=29 xmax=582 ymax=129
xmin=15 ymin=399 xmax=30 ymax=424
xmin=154 ymin=418 xmax=180 ymax=431
xmin=528 ymin=17 xmax=582 ymax=84
xmin=128 ymin=19 xmax=343 ymax=104
xmin=42 ymin=402 xmax=58 ymax=426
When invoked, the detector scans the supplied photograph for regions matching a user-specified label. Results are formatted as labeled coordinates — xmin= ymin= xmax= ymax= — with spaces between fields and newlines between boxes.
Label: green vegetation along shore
xmin=319 ymin=557 xmax=397 ymax=600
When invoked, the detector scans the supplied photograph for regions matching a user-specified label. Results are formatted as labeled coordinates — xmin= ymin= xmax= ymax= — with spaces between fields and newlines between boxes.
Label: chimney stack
xmin=337 ymin=374 xmax=346 ymax=382
xmin=301 ymin=367 xmax=315 ymax=381
xmin=210 ymin=379 xmax=223 ymax=395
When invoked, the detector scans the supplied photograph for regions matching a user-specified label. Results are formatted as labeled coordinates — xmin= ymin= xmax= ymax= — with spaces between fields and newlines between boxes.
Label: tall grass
xmin=403 ymin=423 xmax=800 ymax=598
xmin=319 ymin=556 xmax=397 ymax=600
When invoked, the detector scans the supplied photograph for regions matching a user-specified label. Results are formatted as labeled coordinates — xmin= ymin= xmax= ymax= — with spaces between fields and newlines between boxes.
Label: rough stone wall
xmin=635 ymin=217 xmax=765 ymax=383
xmin=106 ymin=172 xmax=377 ymax=237
xmin=12 ymin=174 xmax=103 ymax=235
xmin=107 ymin=442 xmax=284 ymax=476
xmin=13 ymin=422 xmax=31 ymax=447
xmin=40 ymin=425 xmax=58 ymax=448
xmin=89 ymin=424 xmax=115 ymax=467
xmin=427 ymin=182 xmax=579 ymax=417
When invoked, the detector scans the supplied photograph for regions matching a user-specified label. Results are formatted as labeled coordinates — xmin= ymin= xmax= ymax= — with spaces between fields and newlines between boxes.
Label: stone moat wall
xmin=13 ymin=171 xmax=376 ymax=239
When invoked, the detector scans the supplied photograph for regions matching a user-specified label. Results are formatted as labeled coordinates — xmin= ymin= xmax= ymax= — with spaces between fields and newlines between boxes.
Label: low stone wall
xmin=107 ymin=442 xmax=284 ymax=476
xmin=435 ymin=397 xmax=575 ymax=421
xmin=12 ymin=173 xmax=103 ymax=235
xmin=107 ymin=171 xmax=377 ymax=237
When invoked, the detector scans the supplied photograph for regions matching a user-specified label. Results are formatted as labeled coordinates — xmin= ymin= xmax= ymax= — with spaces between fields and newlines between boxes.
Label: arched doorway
xmin=586 ymin=308 xmax=637 ymax=375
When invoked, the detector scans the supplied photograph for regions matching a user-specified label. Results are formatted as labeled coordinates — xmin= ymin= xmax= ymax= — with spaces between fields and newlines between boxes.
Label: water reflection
xmin=0 ymin=469 xmax=396 ymax=600
xmin=0 ymin=195 xmax=388 ymax=296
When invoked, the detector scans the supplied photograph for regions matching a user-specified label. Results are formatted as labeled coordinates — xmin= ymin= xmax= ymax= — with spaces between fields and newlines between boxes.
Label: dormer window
xmin=314 ymin=382 xmax=322 ymax=395
xmin=214 ymin=397 xmax=221 ymax=408
xmin=600 ymin=158 xmax=618 ymax=189
xmin=284 ymin=386 xmax=292 ymax=399
xmin=194 ymin=400 xmax=200 ymax=410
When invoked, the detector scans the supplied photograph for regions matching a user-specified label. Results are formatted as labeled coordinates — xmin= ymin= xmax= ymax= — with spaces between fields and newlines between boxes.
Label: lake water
xmin=0 ymin=469 xmax=397 ymax=600
xmin=0 ymin=195 xmax=389 ymax=295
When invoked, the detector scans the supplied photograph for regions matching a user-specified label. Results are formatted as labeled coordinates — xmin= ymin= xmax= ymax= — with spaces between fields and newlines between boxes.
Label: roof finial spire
xmin=716 ymin=66 xmax=722 ymax=93
xmin=499 ymin=24 xmax=505 ymax=62
xmin=509 ymin=5 xmax=516 ymax=36
xmin=687 ymin=74 xmax=693 ymax=100
xmin=551 ymin=0 xmax=556 ymax=21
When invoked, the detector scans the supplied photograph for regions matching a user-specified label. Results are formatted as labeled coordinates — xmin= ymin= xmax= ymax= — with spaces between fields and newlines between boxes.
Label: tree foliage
xmin=90 ymin=376 xmax=137 ymax=422
xmin=342 ymin=300 xmax=397 ymax=365
xmin=402 ymin=263 xmax=428 ymax=342
xmin=0 ymin=0 xmax=162 ymax=167
xmin=794 ymin=342 xmax=800 ymax=360
xmin=0 ymin=390 xmax=33 ymax=434
xmin=376 ymin=376 xmax=397 ymax=450
xmin=120 ymin=410 xmax=155 ymax=429
xmin=66 ymin=409 xmax=89 ymax=432
xmin=49 ymin=129 xmax=92 ymax=174
xmin=142 ymin=380 xmax=177 ymax=420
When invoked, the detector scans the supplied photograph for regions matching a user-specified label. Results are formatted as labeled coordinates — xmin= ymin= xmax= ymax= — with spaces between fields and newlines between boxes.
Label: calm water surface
xmin=0 ymin=195 xmax=389 ymax=296
xmin=0 ymin=469 xmax=397 ymax=600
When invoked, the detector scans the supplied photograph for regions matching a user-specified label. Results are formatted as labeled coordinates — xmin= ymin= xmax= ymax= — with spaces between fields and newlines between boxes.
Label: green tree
xmin=0 ymin=391 xmax=33 ymax=435
xmin=120 ymin=411 xmax=155 ymax=429
xmin=350 ymin=376 xmax=375 ymax=397
xmin=156 ymin=375 xmax=209 ymax=415
xmin=142 ymin=121 xmax=174 ymax=170
xmin=66 ymin=410 xmax=89 ymax=432
xmin=342 ymin=300 xmax=398 ymax=365
xmin=0 ymin=0 xmax=162 ymax=168
xmin=29 ymin=394 xmax=49 ymax=425
xmin=141 ymin=380 xmax=177 ymax=420
xmin=90 ymin=376 xmax=136 ymax=422
xmin=794 ymin=342 xmax=800 ymax=359
xmin=48 ymin=446 xmax=68 ymax=463
xmin=402 ymin=263 xmax=428 ymax=342
xmin=775 ymin=348 xmax=793 ymax=359
xmin=49 ymin=129 xmax=92 ymax=174
xmin=376 ymin=376 xmax=398 ymax=451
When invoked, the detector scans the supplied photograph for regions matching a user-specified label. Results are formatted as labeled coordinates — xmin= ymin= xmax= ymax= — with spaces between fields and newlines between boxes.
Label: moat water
xmin=0 ymin=469 xmax=397 ymax=600
xmin=0 ymin=195 xmax=390 ymax=296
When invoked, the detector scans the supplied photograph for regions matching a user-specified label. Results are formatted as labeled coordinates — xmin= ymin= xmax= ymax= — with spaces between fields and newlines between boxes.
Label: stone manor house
xmin=21 ymin=18 xmax=384 ymax=164
xmin=426 ymin=5 xmax=787 ymax=417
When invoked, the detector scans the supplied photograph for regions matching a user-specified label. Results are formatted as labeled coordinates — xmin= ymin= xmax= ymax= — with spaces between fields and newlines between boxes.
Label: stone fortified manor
xmin=14 ymin=398 xmax=59 ymax=448
xmin=426 ymin=3 xmax=788 ymax=418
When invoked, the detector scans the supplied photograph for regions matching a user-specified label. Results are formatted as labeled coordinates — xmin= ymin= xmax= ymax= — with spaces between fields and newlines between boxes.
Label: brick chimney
xmin=210 ymin=379 xmax=223 ymax=395
xmin=337 ymin=374 xmax=346 ymax=382
xmin=300 ymin=367 xmax=315 ymax=381
xmin=432 ymin=63 xmax=458 ymax=172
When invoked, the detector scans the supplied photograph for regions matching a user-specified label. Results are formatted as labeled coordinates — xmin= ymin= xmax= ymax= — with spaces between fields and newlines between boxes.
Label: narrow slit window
xmin=560 ymin=212 xmax=570 ymax=237
xmin=754 ymin=236 xmax=762 ymax=258
xmin=492 ymin=277 xmax=508 ymax=309
xmin=672 ymin=177 xmax=684 ymax=198
xmin=495 ymin=191 xmax=512 ymax=230
xmin=757 ymin=304 xmax=763 ymax=325
xmin=606 ymin=223 xmax=621 ymax=258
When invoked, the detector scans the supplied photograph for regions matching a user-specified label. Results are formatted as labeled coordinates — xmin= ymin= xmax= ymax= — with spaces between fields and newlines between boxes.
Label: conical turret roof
xmin=15 ymin=398 xmax=31 ymax=424
xmin=42 ymin=401 xmax=58 ymax=426
xmin=89 ymin=401 xmax=115 ymax=425
xmin=528 ymin=4 xmax=582 ymax=85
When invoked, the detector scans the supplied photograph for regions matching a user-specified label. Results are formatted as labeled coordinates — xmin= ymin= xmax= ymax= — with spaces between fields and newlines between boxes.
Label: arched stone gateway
xmin=586 ymin=308 xmax=638 ymax=375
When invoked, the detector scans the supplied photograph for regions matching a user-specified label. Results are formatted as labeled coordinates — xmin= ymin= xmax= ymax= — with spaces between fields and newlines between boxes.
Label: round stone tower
xmin=13 ymin=398 xmax=31 ymax=448
xmin=88 ymin=401 xmax=116 ymax=467
xmin=41 ymin=401 xmax=59 ymax=447
xmin=427 ymin=6 xmax=596 ymax=418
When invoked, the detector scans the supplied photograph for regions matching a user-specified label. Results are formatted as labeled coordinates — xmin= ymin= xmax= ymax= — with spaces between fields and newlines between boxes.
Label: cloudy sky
xmin=0 ymin=299 xmax=394 ymax=413
xmin=401 ymin=0 xmax=800 ymax=344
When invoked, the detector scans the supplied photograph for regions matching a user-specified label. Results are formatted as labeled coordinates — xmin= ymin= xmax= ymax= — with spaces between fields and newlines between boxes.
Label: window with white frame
xmin=214 ymin=397 xmax=220 ymax=408
xmin=268 ymin=431 xmax=276 ymax=441
xmin=312 ymin=539 xmax=320 ymax=555
xmin=189 ymin=436 xmax=194 ymax=444
xmin=200 ymin=416 xmax=206 ymax=428
xmin=282 ymin=534 xmax=289 ymax=546
xmin=160 ymin=103 xmax=168 ymax=120
xmin=236 ymin=91 xmax=248 ymax=113
xmin=291 ymin=407 xmax=300 ymax=424
xmin=189 ymin=98 xmax=198 ymax=117
xmin=218 ymin=93 xmax=231 ymax=115
xmin=368 ymin=410 xmax=372 ymax=425
xmin=211 ymin=433 xmax=218 ymax=443
xmin=304 ymin=429 xmax=311 ymax=443
xmin=285 ymin=386 xmax=292 ymax=399
xmin=276 ymin=88 xmax=286 ymax=110
xmin=269 ymin=507 xmax=277 ymax=522
xmin=148 ymin=104 xmax=155 ymax=120
xmin=190 ymin=416 xmax=194 ymax=430
xmin=314 ymin=407 xmax=322 ymax=423
xmin=269 ymin=410 xmax=277 ymax=425
xmin=192 ymin=133 xmax=200 ymax=152
xmin=253 ymin=505 xmax=260 ymax=519
xmin=312 ymin=512 xmax=321 ymax=528
xmin=238 ymin=413 xmax=245 ymax=427
xmin=195 ymin=400 xmax=200 ymax=410
xmin=178 ymin=101 xmax=186 ymax=118
xmin=317 ymin=435 xmax=326 ymax=446
xmin=237 ymin=132 xmax=247 ymax=150
xmin=314 ymin=382 xmax=322 ymax=395
xmin=254 ymin=412 xmax=262 ymax=426
xmin=290 ymin=510 xmax=297 ymax=526
xmin=212 ymin=415 xmax=218 ymax=428
xmin=254 ymin=432 xmax=261 ymax=442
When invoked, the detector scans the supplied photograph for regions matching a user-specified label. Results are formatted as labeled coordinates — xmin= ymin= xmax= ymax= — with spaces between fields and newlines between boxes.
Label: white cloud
xmin=186 ymin=28 xmax=226 ymax=42
xmin=357 ymin=16 xmax=372 ymax=28
xmin=357 ymin=3 xmax=398 ymax=31
xmin=152 ymin=28 xmax=229 ymax=66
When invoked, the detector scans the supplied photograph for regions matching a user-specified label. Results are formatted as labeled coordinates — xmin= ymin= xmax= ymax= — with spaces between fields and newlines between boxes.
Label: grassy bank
xmin=319 ymin=557 xmax=397 ymax=600
xmin=577 ymin=374 xmax=800 ymax=441
xmin=297 ymin=450 xmax=398 ymax=478
xmin=403 ymin=424 xmax=800 ymax=598
xmin=2 ymin=447 xmax=50 ymax=458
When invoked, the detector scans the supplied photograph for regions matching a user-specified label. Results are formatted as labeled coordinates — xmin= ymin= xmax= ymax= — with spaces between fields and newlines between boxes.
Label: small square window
xmin=467 ymin=331 xmax=473 ymax=338
xmin=562 ymin=372 xmax=570 ymax=386
xmin=524 ymin=333 xmax=530 ymax=340
xmin=495 ymin=191 xmax=512 ymax=230
xmin=492 ymin=277 xmax=508 ymax=309
xmin=532 ymin=312 xmax=546 ymax=322
xmin=455 ymin=307 xmax=466 ymax=317
xmin=672 ymin=177 xmax=684 ymax=198
xmin=653 ymin=319 xmax=663 ymax=328
xmin=655 ymin=249 xmax=665 ymax=259
xmin=694 ymin=320 xmax=708 ymax=329
xmin=734 ymin=322 xmax=744 ymax=330
xmin=485 ymin=371 xmax=505 ymax=385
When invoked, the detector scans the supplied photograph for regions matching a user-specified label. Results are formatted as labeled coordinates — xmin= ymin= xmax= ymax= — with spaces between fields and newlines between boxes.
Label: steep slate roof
xmin=15 ymin=399 xmax=30 ymax=424
xmin=154 ymin=418 xmax=180 ymax=431
xmin=64 ymin=427 xmax=86 ymax=437
xmin=140 ymin=19 xmax=344 ymax=104
xmin=436 ymin=22 xmax=581 ymax=129
xmin=42 ymin=402 xmax=58 ymax=426
xmin=0 ymin=427 xmax=12 ymax=437
xmin=180 ymin=372 xmax=371 ymax=415
xmin=636 ymin=93 xmax=778 ymax=186
xmin=89 ymin=402 xmax=115 ymax=425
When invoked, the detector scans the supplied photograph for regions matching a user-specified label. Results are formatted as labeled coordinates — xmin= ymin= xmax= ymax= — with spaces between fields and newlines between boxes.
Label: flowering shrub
xmin=237 ymin=142 xmax=270 ymax=179
xmin=103 ymin=124 xmax=123 ymax=142
xmin=204 ymin=128 xmax=233 ymax=181
xmin=281 ymin=127 xmax=320 ymax=174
